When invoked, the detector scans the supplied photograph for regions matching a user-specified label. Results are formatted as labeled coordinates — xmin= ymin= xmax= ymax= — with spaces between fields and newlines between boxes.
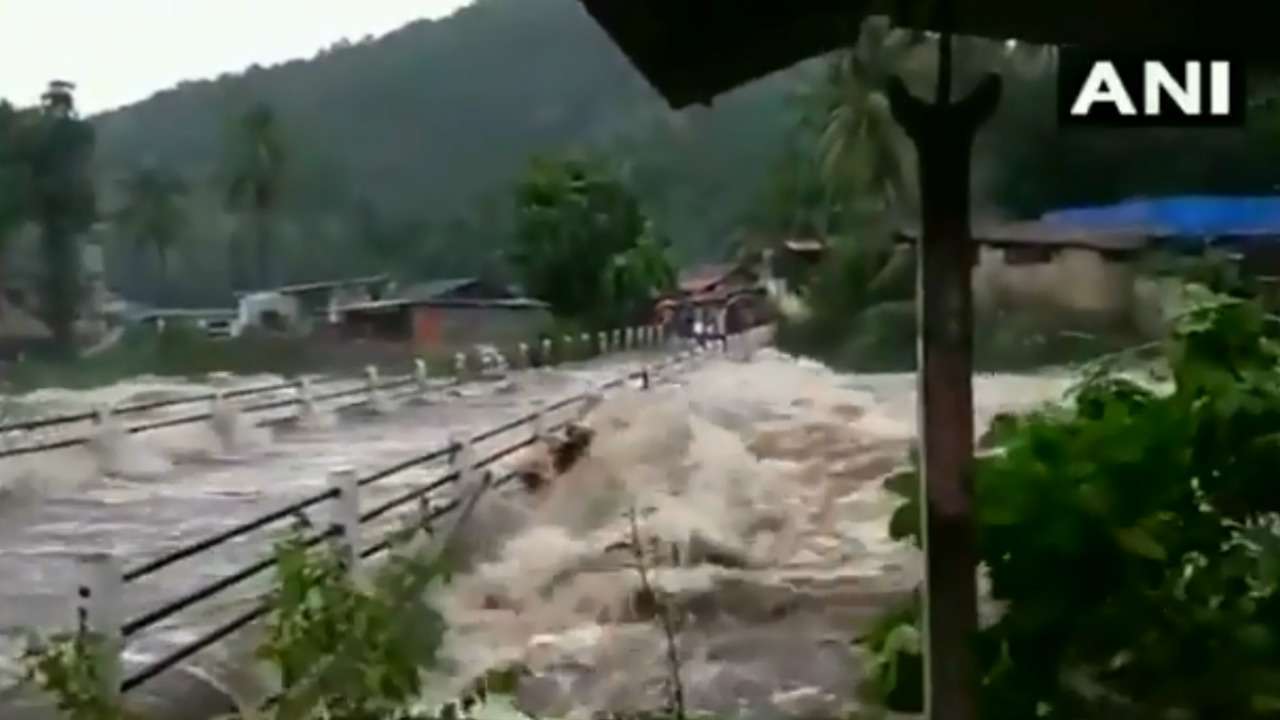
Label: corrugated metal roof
xmin=397 ymin=278 xmax=482 ymax=301
xmin=337 ymin=297 xmax=550 ymax=314
xmin=678 ymin=264 xmax=739 ymax=292
xmin=237 ymin=274 xmax=390 ymax=297
xmin=896 ymin=220 xmax=1148 ymax=252
xmin=1042 ymin=196 xmax=1280 ymax=246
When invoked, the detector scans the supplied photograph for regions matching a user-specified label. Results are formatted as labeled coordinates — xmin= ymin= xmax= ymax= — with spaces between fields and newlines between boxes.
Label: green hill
xmin=88 ymin=0 xmax=814 ymax=305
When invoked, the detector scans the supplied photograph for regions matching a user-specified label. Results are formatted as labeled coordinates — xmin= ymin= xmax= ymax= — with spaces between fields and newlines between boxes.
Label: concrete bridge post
xmin=414 ymin=359 xmax=430 ymax=394
xmin=518 ymin=342 xmax=531 ymax=369
xmin=296 ymin=377 xmax=318 ymax=417
xmin=364 ymin=365 xmax=381 ymax=404
xmin=209 ymin=391 xmax=239 ymax=454
xmin=451 ymin=435 xmax=479 ymax=486
xmin=531 ymin=401 xmax=548 ymax=440
xmin=327 ymin=467 xmax=360 ymax=579
xmin=454 ymin=352 xmax=468 ymax=382
xmin=76 ymin=551 xmax=123 ymax=703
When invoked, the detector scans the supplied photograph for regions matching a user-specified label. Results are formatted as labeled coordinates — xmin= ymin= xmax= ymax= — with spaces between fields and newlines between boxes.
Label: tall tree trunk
xmin=41 ymin=216 xmax=81 ymax=356
xmin=228 ymin=224 xmax=248 ymax=293
xmin=255 ymin=210 xmax=271 ymax=290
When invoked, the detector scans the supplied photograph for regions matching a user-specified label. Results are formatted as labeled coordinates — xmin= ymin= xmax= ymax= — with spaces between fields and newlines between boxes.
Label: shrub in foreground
xmin=868 ymin=288 xmax=1280 ymax=718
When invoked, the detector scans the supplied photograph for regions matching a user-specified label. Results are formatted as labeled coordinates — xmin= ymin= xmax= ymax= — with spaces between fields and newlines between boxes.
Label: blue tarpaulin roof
xmin=1041 ymin=196 xmax=1280 ymax=249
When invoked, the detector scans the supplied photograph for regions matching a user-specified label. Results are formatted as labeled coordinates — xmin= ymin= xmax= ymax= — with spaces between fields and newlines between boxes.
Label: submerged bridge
xmin=0 ymin=323 xmax=768 ymax=719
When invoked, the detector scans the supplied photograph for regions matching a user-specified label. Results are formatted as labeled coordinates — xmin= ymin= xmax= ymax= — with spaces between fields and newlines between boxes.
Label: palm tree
xmin=804 ymin=18 xmax=924 ymax=220
xmin=24 ymin=81 xmax=96 ymax=353
xmin=225 ymin=103 xmax=286 ymax=290
xmin=0 ymin=101 xmax=31 ymax=254
xmin=118 ymin=165 xmax=188 ymax=275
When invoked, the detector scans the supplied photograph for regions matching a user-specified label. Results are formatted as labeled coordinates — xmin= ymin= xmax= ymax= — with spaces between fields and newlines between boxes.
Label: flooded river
xmin=0 ymin=337 xmax=1080 ymax=719
xmin=0 ymin=350 xmax=665 ymax=698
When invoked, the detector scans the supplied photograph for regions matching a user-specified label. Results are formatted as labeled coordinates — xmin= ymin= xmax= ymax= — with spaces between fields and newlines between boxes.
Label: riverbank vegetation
xmin=510 ymin=155 xmax=675 ymax=332
xmin=866 ymin=288 xmax=1280 ymax=717
xmin=24 ymin=495 xmax=697 ymax=720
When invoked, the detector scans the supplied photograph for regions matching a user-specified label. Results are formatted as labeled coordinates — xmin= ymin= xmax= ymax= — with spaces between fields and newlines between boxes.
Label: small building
xmin=234 ymin=274 xmax=392 ymax=332
xmin=330 ymin=284 xmax=553 ymax=354
xmin=894 ymin=220 xmax=1147 ymax=326
xmin=1042 ymin=195 xmax=1280 ymax=277
xmin=657 ymin=260 xmax=769 ymax=337
xmin=236 ymin=291 xmax=303 ymax=333
xmin=676 ymin=262 xmax=759 ymax=299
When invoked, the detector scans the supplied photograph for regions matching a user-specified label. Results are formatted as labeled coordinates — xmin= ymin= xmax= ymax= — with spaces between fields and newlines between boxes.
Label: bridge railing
xmin=0 ymin=324 xmax=673 ymax=461
xmin=51 ymin=324 xmax=753 ymax=703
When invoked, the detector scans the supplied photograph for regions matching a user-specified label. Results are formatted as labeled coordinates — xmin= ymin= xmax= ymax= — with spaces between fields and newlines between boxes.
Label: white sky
xmin=0 ymin=0 xmax=475 ymax=116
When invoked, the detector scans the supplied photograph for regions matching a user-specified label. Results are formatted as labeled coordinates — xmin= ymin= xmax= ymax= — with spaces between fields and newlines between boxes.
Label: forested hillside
xmin=86 ymin=0 xmax=810 ymax=305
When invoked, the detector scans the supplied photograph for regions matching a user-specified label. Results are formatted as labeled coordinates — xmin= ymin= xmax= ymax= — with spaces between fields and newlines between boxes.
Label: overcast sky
xmin=0 ymin=0 xmax=475 ymax=116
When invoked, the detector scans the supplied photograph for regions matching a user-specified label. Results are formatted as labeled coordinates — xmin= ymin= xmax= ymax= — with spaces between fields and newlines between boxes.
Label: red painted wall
xmin=412 ymin=306 xmax=444 ymax=349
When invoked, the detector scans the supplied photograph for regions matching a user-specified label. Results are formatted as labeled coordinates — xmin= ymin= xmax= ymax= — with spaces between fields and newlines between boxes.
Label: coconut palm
xmin=225 ymin=102 xmax=286 ymax=290
xmin=0 ymin=101 xmax=31 ymax=251
xmin=24 ymin=81 xmax=96 ymax=353
xmin=118 ymin=165 xmax=188 ymax=274
xmin=804 ymin=18 xmax=924 ymax=219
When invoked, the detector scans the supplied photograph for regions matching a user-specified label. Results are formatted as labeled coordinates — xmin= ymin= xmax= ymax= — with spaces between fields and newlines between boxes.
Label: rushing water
xmin=0 ymin=351 xmax=663 ymax=703
xmin=426 ymin=345 xmax=1078 ymax=720
xmin=0 ymin=337 xmax=1081 ymax=719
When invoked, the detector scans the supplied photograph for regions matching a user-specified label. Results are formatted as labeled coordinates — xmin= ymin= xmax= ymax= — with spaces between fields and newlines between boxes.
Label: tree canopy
xmin=510 ymin=155 xmax=674 ymax=329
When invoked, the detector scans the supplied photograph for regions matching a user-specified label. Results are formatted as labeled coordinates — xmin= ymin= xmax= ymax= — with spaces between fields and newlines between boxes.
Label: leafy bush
xmin=870 ymin=287 xmax=1280 ymax=718
xmin=23 ymin=632 xmax=134 ymax=720
xmin=774 ymin=229 xmax=914 ymax=367
xmin=260 ymin=533 xmax=448 ymax=720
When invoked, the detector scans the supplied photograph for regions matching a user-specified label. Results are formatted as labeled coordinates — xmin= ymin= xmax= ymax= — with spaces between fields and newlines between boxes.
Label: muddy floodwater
xmin=0 ymin=339 xmax=1078 ymax=719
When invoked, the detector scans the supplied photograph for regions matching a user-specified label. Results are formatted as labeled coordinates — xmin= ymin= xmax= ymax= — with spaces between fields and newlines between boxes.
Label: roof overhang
xmin=577 ymin=0 xmax=1280 ymax=108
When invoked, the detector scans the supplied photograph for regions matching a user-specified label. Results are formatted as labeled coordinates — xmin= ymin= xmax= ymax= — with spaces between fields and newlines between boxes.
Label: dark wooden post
xmin=885 ymin=15 xmax=1002 ymax=720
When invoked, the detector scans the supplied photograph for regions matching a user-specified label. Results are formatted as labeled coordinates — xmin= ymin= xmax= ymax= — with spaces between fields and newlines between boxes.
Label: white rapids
xmin=0 ymin=337 xmax=1077 ymax=719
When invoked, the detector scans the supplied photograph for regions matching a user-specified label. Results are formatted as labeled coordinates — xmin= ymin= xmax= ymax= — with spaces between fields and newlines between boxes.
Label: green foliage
xmin=1139 ymin=248 xmax=1258 ymax=299
xmin=774 ymin=226 xmax=917 ymax=370
xmin=225 ymin=102 xmax=287 ymax=290
xmin=261 ymin=533 xmax=447 ymax=720
xmin=859 ymin=594 xmax=924 ymax=714
xmin=511 ymin=154 xmax=674 ymax=329
xmin=23 ymin=632 xmax=133 ymax=720
xmin=802 ymin=18 xmax=919 ymax=216
xmin=85 ymin=0 xmax=799 ymax=298
xmin=0 ymin=101 xmax=34 ymax=247
xmin=0 ymin=83 xmax=97 ymax=353
xmin=872 ymin=289 xmax=1280 ymax=718
xmin=117 ymin=165 xmax=188 ymax=274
